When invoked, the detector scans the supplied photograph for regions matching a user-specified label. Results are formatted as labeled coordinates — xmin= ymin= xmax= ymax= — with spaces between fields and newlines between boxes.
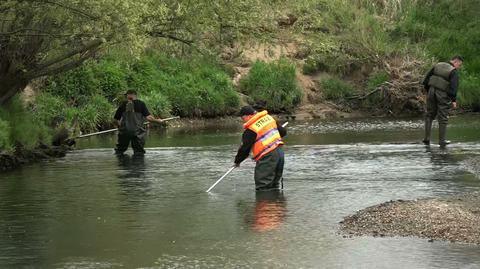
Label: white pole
xmin=205 ymin=121 xmax=289 ymax=193
xmin=206 ymin=166 xmax=236 ymax=193
xmin=75 ymin=116 xmax=180 ymax=139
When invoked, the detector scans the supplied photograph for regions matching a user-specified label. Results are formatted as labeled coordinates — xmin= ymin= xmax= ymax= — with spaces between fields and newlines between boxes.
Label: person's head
xmin=125 ymin=89 xmax=137 ymax=101
xmin=450 ymin=55 xmax=464 ymax=69
xmin=239 ymin=105 xmax=257 ymax=122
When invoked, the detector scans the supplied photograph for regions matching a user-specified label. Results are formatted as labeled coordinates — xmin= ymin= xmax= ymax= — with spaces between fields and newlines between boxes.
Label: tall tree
xmin=0 ymin=0 xmax=272 ymax=105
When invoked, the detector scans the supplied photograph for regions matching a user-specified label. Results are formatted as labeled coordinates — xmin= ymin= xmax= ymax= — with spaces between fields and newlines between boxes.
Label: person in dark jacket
xmin=234 ymin=106 xmax=287 ymax=191
xmin=114 ymin=89 xmax=164 ymax=155
xmin=422 ymin=56 xmax=463 ymax=146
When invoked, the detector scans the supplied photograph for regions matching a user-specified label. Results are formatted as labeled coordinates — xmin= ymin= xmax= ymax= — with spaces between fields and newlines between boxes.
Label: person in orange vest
xmin=234 ymin=106 xmax=287 ymax=191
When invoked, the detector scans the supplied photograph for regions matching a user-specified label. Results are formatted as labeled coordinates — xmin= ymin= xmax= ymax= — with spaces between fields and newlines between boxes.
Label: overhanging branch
xmin=27 ymin=48 xmax=99 ymax=79
xmin=149 ymin=31 xmax=194 ymax=46
xmin=34 ymin=38 xmax=105 ymax=71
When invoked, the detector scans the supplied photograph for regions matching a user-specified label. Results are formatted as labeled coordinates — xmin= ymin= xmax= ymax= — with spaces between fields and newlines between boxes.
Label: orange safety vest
xmin=243 ymin=111 xmax=284 ymax=161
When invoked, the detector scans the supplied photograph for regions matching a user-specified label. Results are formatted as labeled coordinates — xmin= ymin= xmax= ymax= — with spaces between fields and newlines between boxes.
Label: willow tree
xmin=0 ymin=0 xmax=272 ymax=105
xmin=0 ymin=0 xmax=145 ymax=104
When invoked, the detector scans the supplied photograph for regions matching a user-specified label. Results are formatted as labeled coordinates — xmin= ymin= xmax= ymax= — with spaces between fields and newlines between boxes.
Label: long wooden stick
xmin=75 ymin=116 xmax=180 ymax=139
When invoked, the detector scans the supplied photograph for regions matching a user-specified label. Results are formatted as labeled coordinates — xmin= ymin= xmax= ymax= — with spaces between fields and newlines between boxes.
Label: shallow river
xmin=1 ymin=115 xmax=480 ymax=269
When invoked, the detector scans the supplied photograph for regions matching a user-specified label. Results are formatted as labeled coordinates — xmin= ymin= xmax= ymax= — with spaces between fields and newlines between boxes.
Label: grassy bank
xmin=30 ymin=53 xmax=241 ymax=134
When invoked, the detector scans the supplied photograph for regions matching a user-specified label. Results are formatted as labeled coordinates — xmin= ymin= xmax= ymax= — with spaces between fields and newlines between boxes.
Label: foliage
xmin=239 ymin=59 xmax=302 ymax=112
xmin=396 ymin=0 xmax=480 ymax=73
xmin=320 ymin=78 xmax=355 ymax=100
xmin=32 ymin=91 xmax=114 ymax=133
xmin=0 ymin=0 xmax=274 ymax=104
xmin=0 ymin=96 xmax=50 ymax=150
xmin=0 ymin=118 xmax=10 ymax=150
xmin=31 ymin=93 xmax=68 ymax=127
xmin=142 ymin=92 xmax=172 ymax=118
xmin=292 ymin=0 xmax=395 ymax=75
xmin=136 ymin=55 xmax=240 ymax=117
xmin=393 ymin=0 xmax=480 ymax=109
xmin=457 ymin=74 xmax=480 ymax=111
xmin=367 ymin=71 xmax=390 ymax=91
xmin=42 ymin=53 xmax=240 ymax=123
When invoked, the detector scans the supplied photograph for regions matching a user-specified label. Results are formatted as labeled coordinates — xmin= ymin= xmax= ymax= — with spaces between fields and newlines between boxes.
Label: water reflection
xmin=117 ymin=154 xmax=146 ymax=179
xmin=240 ymin=190 xmax=287 ymax=232
xmin=425 ymin=146 xmax=463 ymax=167
xmin=116 ymin=154 xmax=152 ymax=201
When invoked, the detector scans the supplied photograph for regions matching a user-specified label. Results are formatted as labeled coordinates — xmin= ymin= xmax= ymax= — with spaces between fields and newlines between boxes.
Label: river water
xmin=1 ymin=116 xmax=480 ymax=269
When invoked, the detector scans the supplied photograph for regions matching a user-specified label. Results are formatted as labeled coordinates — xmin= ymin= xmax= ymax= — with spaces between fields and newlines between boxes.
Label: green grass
xmin=457 ymin=74 xmax=480 ymax=111
xmin=239 ymin=59 xmax=302 ymax=112
xmin=320 ymin=78 xmax=355 ymax=100
xmin=367 ymin=71 xmax=390 ymax=91
xmin=394 ymin=0 xmax=480 ymax=109
xmin=0 ymin=96 xmax=50 ymax=150
xmin=41 ymin=53 xmax=240 ymax=127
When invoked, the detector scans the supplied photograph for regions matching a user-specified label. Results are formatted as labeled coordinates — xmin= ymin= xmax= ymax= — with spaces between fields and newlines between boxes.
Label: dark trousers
xmin=254 ymin=147 xmax=285 ymax=191
xmin=426 ymin=87 xmax=451 ymax=124
xmin=115 ymin=131 xmax=145 ymax=155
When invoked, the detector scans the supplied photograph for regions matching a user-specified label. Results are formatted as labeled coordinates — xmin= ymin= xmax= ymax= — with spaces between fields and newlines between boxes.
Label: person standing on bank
xmin=422 ymin=56 xmax=463 ymax=146
xmin=114 ymin=89 xmax=164 ymax=156
xmin=234 ymin=106 xmax=287 ymax=191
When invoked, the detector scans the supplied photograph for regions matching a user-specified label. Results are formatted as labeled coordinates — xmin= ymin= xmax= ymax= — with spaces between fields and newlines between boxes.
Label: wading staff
xmin=206 ymin=121 xmax=289 ymax=193
xmin=74 ymin=116 xmax=180 ymax=139
xmin=206 ymin=166 xmax=236 ymax=193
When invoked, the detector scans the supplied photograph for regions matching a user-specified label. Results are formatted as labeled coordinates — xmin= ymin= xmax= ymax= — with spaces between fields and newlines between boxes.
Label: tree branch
xmin=33 ymin=38 xmax=105 ymax=71
xmin=26 ymin=0 xmax=99 ymax=20
xmin=149 ymin=31 xmax=194 ymax=46
xmin=27 ymin=48 xmax=99 ymax=79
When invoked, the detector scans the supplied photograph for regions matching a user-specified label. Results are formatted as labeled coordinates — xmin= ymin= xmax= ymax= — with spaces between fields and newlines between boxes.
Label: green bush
xmin=77 ymin=95 xmax=114 ymax=132
xmin=92 ymin=60 xmax=128 ymax=102
xmin=130 ymin=55 xmax=239 ymax=117
xmin=320 ymin=78 xmax=355 ymax=100
xmin=239 ymin=59 xmax=302 ymax=112
xmin=31 ymin=93 xmax=67 ymax=126
xmin=457 ymin=73 xmax=480 ymax=111
xmin=367 ymin=71 xmax=389 ymax=91
xmin=143 ymin=91 xmax=172 ymax=117
xmin=42 ymin=53 xmax=240 ymax=122
xmin=0 ymin=118 xmax=10 ymax=150
xmin=46 ymin=64 xmax=98 ymax=105
xmin=0 ymin=96 xmax=50 ymax=149
xmin=397 ymin=0 xmax=480 ymax=73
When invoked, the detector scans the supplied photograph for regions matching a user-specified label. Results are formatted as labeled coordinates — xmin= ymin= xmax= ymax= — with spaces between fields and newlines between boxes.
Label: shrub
xmin=239 ymin=59 xmax=302 ymax=112
xmin=367 ymin=71 xmax=390 ymax=91
xmin=0 ymin=118 xmax=10 ymax=150
xmin=77 ymin=95 xmax=115 ymax=132
xmin=320 ymin=78 xmax=355 ymax=100
xmin=143 ymin=91 xmax=172 ymax=117
xmin=31 ymin=93 xmax=67 ymax=127
xmin=457 ymin=73 xmax=480 ymax=111
xmin=0 ymin=96 xmax=50 ymax=149
xmin=42 ymin=53 xmax=240 ymax=121
xmin=131 ymin=55 xmax=239 ymax=117
xmin=92 ymin=60 xmax=128 ymax=102
xmin=46 ymin=64 xmax=99 ymax=105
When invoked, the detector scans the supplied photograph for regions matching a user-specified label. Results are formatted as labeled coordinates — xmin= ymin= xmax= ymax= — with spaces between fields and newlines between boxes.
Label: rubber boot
xmin=438 ymin=123 xmax=450 ymax=147
xmin=423 ymin=117 xmax=432 ymax=145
